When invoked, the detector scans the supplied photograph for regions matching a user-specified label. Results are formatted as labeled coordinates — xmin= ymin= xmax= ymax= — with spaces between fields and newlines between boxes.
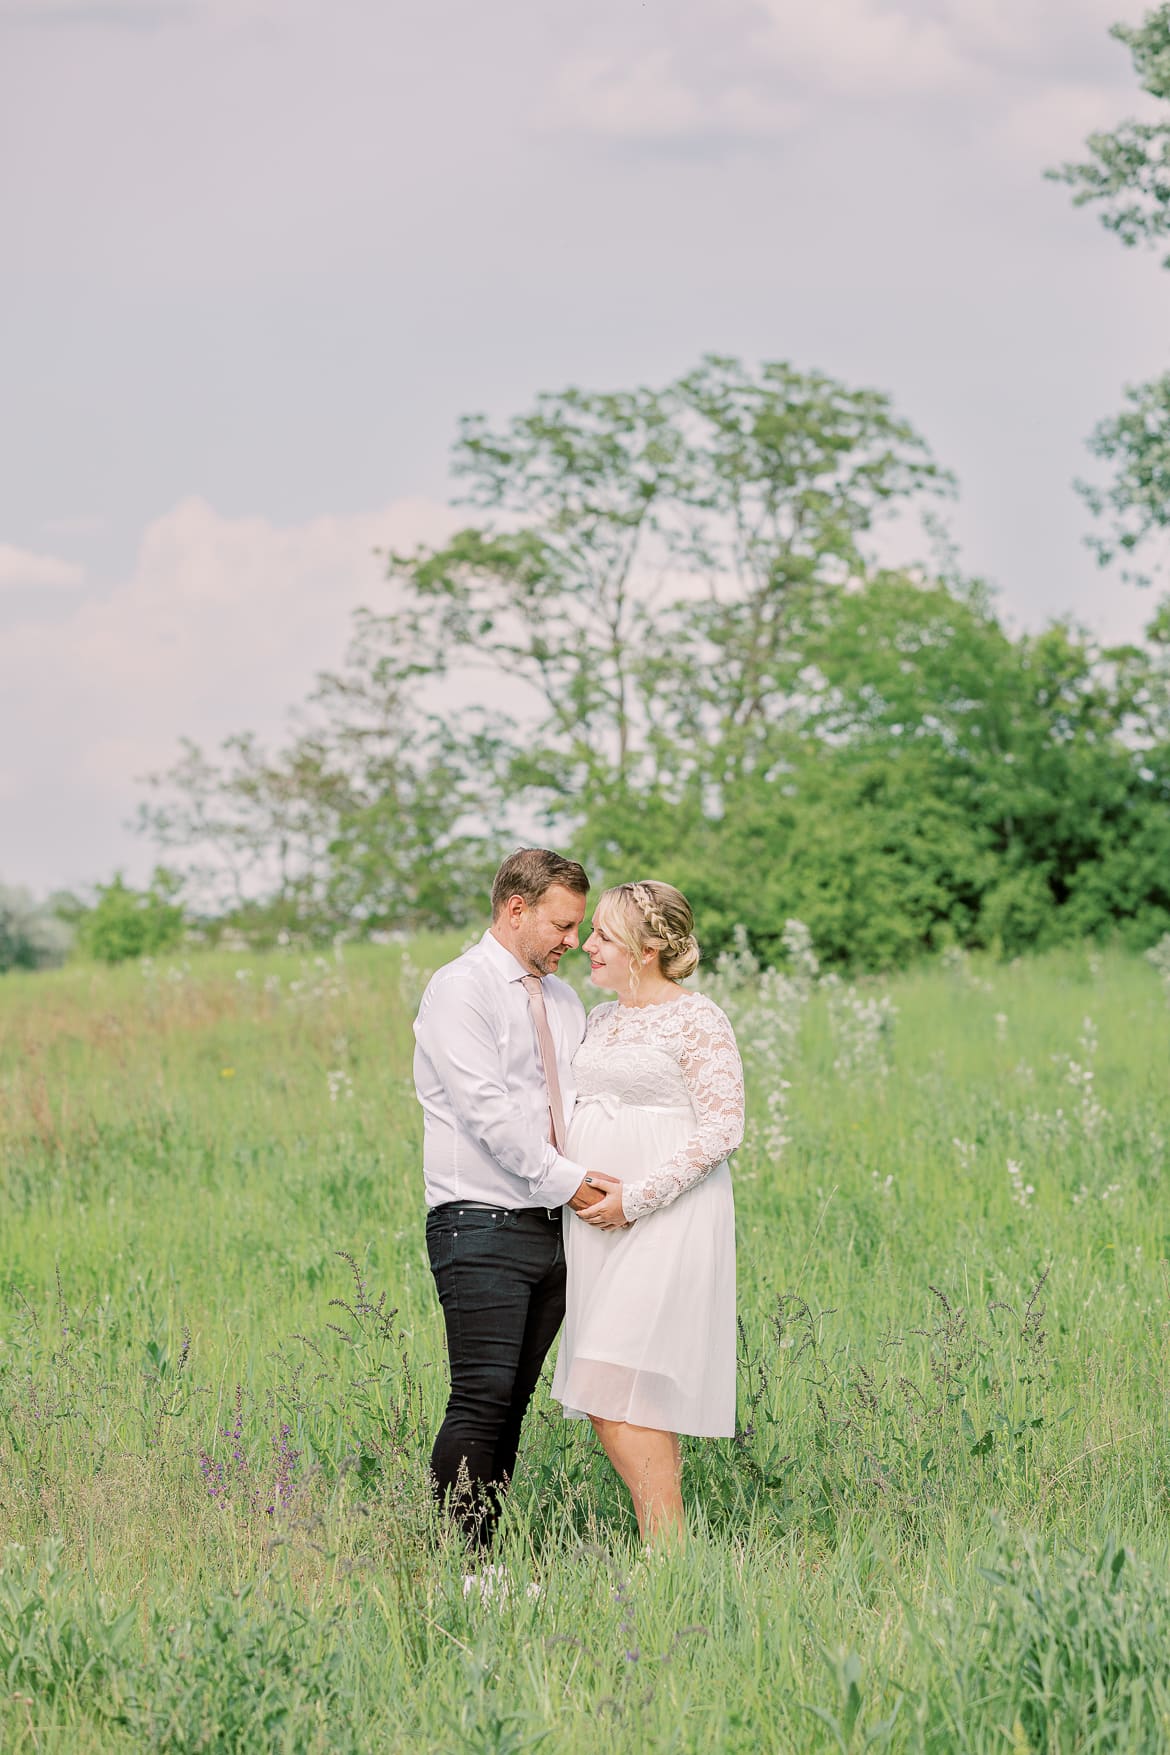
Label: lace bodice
xmin=574 ymin=992 xmax=745 ymax=1221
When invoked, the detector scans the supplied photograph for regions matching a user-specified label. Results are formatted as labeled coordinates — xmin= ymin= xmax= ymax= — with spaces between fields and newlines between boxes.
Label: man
xmin=413 ymin=847 xmax=617 ymax=1547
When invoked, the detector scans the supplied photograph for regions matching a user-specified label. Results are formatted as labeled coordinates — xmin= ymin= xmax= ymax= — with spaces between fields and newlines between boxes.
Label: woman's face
xmin=582 ymin=913 xmax=638 ymax=997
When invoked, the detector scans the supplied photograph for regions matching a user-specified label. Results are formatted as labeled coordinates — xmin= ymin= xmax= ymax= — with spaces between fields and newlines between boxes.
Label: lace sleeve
xmin=621 ymin=1000 xmax=745 ymax=1221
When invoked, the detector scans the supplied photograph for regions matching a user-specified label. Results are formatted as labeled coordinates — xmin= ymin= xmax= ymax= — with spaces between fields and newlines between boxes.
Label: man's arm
xmin=415 ymin=973 xmax=603 ymax=1208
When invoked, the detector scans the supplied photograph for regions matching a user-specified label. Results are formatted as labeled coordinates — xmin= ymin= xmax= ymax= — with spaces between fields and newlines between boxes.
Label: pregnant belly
xmin=566 ymin=1096 xmax=692 ymax=1181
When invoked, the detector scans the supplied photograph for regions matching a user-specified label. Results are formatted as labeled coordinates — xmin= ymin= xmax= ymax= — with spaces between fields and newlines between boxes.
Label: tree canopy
xmin=132 ymin=351 xmax=1170 ymax=970
xmin=1050 ymin=2 xmax=1170 ymax=584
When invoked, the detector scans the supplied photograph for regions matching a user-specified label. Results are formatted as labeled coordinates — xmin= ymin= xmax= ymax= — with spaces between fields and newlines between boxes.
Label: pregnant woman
xmin=551 ymin=881 xmax=745 ymax=1545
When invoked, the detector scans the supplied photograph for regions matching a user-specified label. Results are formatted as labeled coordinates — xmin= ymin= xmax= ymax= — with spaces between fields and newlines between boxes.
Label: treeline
xmin=128 ymin=354 xmax=1170 ymax=972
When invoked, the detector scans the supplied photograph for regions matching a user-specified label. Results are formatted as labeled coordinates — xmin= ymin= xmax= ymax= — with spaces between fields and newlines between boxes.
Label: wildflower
xmin=327 ymin=1069 xmax=354 ymax=1104
xmin=1052 ymin=1017 xmax=1107 ymax=1139
xmin=829 ymin=985 xmax=898 ymax=1080
xmin=1145 ymin=933 xmax=1170 ymax=1003
xmin=220 ymin=1067 xmax=235 ymax=1079
xmin=708 ymin=920 xmax=819 ymax=1161
xmin=1007 ymin=1159 xmax=1035 ymax=1208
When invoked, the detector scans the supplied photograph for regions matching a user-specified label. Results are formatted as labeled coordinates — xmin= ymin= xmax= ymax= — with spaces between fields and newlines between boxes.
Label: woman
xmin=550 ymin=881 xmax=744 ymax=1544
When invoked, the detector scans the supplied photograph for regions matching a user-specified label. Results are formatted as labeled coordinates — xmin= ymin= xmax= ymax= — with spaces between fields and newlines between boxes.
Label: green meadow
xmin=2 ymin=938 xmax=1169 ymax=1753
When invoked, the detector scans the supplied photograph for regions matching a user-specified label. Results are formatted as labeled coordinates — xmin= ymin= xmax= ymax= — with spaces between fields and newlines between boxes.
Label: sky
xmin=2 ymin=0 xmax=1167 ymax=894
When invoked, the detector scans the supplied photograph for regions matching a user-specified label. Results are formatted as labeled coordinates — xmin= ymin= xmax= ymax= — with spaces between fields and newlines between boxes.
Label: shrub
xmin=0 ymin=884 xmax=73 ymax=972
xmin=76 ymin=870 xmax=186 ymax=965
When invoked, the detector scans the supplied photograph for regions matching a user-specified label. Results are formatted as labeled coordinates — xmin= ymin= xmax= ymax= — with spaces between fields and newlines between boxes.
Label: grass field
xmin=2 ymin=935 xmax=1169 ymax=1753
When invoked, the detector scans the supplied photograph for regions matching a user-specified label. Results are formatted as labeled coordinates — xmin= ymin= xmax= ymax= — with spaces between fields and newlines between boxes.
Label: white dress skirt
xmin=550 ymin=993 xmax=743 ymax=1439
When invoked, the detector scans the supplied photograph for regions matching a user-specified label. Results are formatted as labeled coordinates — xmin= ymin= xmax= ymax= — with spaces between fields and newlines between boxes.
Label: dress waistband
xmin=575 ymin=1093 xmax=691 ymax=1115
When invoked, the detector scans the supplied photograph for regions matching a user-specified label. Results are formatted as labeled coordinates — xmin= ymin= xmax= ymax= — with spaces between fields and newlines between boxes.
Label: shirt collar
xmin=480 ymin=927 xmax=538 ymax=984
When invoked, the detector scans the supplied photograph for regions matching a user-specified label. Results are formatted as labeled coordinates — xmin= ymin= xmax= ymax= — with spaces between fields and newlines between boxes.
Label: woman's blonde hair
xmin=594 ymin=880 xmax=700 ymax=991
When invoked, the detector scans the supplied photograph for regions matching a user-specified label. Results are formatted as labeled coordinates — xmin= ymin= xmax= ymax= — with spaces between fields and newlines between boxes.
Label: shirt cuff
xmin=532 ymin=1145 xmax=589 ymax=1208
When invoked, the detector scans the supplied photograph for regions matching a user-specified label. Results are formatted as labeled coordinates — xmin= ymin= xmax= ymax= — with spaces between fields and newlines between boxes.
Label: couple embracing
xmin=413 ymin=848 xmax=745 ymax=1552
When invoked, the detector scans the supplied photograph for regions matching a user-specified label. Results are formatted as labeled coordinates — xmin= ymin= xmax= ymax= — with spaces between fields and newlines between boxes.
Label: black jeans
xmin=425 ymin=1202 xmax=566 ymax=1549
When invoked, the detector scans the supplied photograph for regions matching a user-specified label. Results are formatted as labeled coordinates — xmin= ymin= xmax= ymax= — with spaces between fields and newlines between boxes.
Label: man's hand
xmin=567 ymin=1171 xmax=622 ymax=1213
xmin=576 ymin=1180 xmax=630 ymax=1232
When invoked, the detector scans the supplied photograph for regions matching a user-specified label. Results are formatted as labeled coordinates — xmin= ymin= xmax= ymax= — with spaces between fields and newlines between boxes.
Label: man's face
xmin=514 ymin=884 xmax=587 ymax=976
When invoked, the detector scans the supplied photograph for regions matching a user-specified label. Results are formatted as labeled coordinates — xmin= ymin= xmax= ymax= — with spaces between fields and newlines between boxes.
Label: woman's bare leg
xmin=590 ymin=1416 xmax=684 ymax=1544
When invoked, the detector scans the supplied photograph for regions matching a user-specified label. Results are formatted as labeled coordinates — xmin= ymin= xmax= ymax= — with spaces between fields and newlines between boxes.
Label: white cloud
xmin=547 ymin=0 xmax=972 ymax=145
xmin=755 ymin=0 xmax=968 ymax=96
xmin=545 ymin=0 xmax=1151 ymax=148
xmin=0 ymin=494 xmax=457 ymax=889
xmin=992 ymin=82 xmax=1130 ymax=163
xmin=552 ymin=49 xmax=804 ymax=142
xmin=938 ymin=0 xmax=1148 ymax=66
xmin=0 ymin=0 xmax=190 ymax=28
xmin=0 ymin=542 xmax=84 ymax=590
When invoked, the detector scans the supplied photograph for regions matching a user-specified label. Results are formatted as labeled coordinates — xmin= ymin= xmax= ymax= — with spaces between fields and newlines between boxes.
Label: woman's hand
xmin=576 ymin=1176 xmax=630 ymax=1232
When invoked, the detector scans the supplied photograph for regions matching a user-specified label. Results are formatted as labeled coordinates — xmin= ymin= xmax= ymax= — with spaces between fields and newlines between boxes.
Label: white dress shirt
xmin=413 ymin=929 xmax=589 ymax=1209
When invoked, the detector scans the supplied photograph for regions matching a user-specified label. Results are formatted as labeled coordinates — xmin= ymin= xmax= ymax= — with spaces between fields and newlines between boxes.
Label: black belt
xmin=432 ymin=1200 xmax=562 ymax=1223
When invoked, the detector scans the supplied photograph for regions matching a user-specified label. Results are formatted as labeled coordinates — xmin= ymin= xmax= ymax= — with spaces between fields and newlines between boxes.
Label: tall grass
xmin=1 ymin=938 xmax=1168 ymax=1751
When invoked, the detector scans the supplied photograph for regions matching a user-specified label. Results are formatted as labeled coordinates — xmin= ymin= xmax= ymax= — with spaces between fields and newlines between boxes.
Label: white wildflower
xmin=326 ymin=1069 xmax=354 ymax=1104
xmin=829 ymin=985 xmax=898 ymax=1080
xmin=1145 ymin=932 xmax=1170 ymax=1002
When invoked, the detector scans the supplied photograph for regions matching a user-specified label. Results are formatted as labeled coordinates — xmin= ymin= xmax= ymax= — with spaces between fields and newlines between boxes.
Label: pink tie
xmin=521 ymin=975 xmax=567 ymax=1154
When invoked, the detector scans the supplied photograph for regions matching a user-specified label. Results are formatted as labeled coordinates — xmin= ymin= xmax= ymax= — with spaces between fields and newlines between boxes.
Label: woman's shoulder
xmin=677 ymin=989 xmax=738 ymax=1040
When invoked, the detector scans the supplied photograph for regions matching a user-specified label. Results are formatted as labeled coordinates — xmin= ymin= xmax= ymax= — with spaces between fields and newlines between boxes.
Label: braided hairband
xmin=627 ymin=882 xmax=690 ymax=952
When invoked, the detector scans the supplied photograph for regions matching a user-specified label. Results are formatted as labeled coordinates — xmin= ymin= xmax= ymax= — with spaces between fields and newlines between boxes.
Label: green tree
xmin=382 ymin=355 xmax=949 ymax=815
xmin=589 ymin=576 xmax=1170 ymax=968
xmin=1050 ymin=4 xmax=1170 ymax=583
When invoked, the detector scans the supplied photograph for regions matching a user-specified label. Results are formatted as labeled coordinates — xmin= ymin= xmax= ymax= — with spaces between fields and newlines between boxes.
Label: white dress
xmin=550 ymin=992 xmax=745 ymax=1438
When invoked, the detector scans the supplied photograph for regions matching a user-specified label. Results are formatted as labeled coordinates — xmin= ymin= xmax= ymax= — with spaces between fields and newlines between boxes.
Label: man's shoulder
xmin=418 ymin=940 xmax=497 ymax=1008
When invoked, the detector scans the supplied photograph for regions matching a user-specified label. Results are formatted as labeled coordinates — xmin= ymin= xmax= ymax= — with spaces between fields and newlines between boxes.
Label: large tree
xmin=1050 ymin=4 xmax=1170 ymax=584
xmin=379 ymin=354 xmax=950 ymax=820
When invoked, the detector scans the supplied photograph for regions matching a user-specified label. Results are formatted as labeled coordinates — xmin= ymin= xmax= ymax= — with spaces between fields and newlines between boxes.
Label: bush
xmin=0 ymin=884 xmax=73 ymax=972
xmin=76 ymin=870 xmax=186 ymax=965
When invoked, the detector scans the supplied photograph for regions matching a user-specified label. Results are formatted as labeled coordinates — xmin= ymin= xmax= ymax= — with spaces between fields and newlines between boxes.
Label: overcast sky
xmin=2 ymin=0 xmax=1167 ymax=893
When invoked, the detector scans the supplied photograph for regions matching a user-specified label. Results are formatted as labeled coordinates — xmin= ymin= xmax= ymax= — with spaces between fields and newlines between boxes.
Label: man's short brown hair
xmin=490 ymin=848 xmax=589 ymax=918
